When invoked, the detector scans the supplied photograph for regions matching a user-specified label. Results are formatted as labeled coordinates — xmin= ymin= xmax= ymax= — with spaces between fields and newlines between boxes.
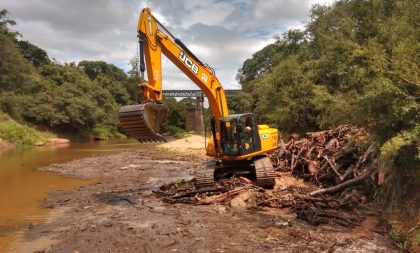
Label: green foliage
xmin=163 ymin=97 xmax=187 ymax=130
xmin=18 ymin=40 xmax=50 ymax=67
xmin=78 ymin=60 xmax=127 ymax=82
xmin=92 ymin=125 xmax=112 ymax=139
xmin=389 ymin=221 xmax=410 ymax=252
xmin=0 ymin=12 xmax=135 ymax=138
xmin=380 ymin=126 xmax=420 ymax=170
xmin=175 ymin=178 xmax=188 ymax=187
xmin=239 ymin=0 xmax=419 ymax=138
xmin=94 ymin=74 xmax=130 ymax=105
xmin=0 ymin=9 xmax=19 ymax=39
xmin=415 ymin=228 xmax=420 ymax=246
xmin=377 ymin=126 xmax=420 ymax=217
xmin=164 ymin=125 xmax=186 ymax=139
xmin=0 ymin=112 xmax=54 ymax=145
xmin=126 ymin=57 xmax=142 ymax=103
xmin=0 ymin=32 xmax=42 ymax=94
xmin=161 ymin=97 xmax=204 ymax=137
xmin=0 ymin=121 xmax=39 ymax=145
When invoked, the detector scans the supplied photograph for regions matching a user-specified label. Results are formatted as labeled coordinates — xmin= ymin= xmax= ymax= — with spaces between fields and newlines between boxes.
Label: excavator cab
xmin=220 ymin=113 xmax=261 ymax=157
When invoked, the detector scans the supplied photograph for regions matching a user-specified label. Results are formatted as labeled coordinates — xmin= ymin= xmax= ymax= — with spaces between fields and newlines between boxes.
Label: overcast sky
xmin=3 ymin=0 xmax=335 ymax=90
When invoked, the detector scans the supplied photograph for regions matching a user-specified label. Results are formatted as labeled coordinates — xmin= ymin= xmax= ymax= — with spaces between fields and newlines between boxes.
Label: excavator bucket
xmin=118 ymin=102 xmax=169 ymax=143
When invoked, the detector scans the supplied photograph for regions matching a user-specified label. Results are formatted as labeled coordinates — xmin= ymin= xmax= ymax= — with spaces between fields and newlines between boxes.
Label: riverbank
xmin=0 ymin=112 xmax=129 ymax=151
xmin=4 ymin=135 xmax=398 ymax=253
xmin=0 ymin=112 xmax=65 ymax=149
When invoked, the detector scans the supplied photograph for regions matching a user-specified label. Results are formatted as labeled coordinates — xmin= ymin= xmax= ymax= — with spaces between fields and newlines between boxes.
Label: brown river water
xmin=0 ymin=139 xmax=144 ymax=251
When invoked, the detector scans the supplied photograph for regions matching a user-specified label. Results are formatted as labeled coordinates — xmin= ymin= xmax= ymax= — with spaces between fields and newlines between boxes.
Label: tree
xmin=18 ymin=40 xmax=50 ymax=67
xmin=0 ymin=9 xmax=19 ymax=39
xmin=78 ymin=60 xmax=127 ymax=82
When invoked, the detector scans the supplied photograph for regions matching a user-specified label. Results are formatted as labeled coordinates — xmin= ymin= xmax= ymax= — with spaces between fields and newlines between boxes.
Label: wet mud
xmin=7 ymin=148 xmax=397 ymax=253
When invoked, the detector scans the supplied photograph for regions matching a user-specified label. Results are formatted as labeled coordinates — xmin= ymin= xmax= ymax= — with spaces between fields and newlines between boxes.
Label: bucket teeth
xmin=119 ymin=103 xmax=169 ymax=143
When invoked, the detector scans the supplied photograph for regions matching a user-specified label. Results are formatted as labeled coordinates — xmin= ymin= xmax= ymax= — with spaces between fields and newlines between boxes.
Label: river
xmin=0 ymin=139 xmax=145 ymax=251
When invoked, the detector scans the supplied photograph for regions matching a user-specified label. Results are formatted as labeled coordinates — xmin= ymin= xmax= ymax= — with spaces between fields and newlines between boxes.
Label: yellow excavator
xmin=119 ymin=8 xmax=279 ymax=188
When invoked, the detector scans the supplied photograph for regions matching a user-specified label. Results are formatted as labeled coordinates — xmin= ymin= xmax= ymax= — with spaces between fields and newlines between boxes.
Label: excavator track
xmin=195 ymin=158 xmax=275 ymax=189
xmin=195 ymin=160 xmax=218 ymax=188
xmin=254 ymin=156 xmax=276 ymax=188
xmin=118 ymin=103 xmax=168 ymax=143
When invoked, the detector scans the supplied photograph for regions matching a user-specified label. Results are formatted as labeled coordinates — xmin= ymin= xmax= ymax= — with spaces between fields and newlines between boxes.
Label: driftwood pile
xmin=155 ymin=125 xmax=377 ymax=227
xmin=256 ymin=185 xmax=366 ymax=227
xmin=270 ymin=124 xmax=376 ymax=196
xmin=154 ymin=177 xmax=257 ymax=205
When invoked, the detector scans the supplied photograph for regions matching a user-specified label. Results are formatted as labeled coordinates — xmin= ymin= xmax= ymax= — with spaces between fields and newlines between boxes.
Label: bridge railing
xmin=162 ymin=89 xmax=242 ymax=98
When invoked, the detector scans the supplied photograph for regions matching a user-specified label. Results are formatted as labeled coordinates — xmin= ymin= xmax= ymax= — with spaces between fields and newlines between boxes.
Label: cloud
xmin=3 ymin=0 xmax=336 ymax=90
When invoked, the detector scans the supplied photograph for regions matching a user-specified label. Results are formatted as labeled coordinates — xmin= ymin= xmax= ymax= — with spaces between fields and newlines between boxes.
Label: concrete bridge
xmin=162 ymin=90 xmax=242 ymax=133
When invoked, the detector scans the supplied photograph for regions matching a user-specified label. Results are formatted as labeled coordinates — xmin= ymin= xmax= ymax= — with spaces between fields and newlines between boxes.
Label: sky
xmin=2 ymin=0 xmax=335 ymax=90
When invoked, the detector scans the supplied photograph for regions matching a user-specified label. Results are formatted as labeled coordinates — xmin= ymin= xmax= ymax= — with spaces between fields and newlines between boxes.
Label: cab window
xmin=221 ymin=120 xmax=239 ymax=155
xmin=239 ymin=115 xmax=255 ymax=153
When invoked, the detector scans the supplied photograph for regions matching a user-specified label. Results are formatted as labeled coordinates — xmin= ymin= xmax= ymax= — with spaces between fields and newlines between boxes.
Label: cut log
xmin=309 ymin=172 xmax=373 ymax=196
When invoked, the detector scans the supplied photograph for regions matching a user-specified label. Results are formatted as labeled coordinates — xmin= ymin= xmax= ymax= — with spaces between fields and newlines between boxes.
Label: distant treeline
xmin=0 ymin=10 xmax=141 ymax=137
xmin=233 ymin=0 xmax=419 ymax=221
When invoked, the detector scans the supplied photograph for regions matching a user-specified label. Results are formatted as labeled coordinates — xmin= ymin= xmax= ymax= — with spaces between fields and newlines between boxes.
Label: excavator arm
xmin=137 ymin=8 xmax=229 ymax=121
xmin=119 ymin=8 xmax=228 ymax=153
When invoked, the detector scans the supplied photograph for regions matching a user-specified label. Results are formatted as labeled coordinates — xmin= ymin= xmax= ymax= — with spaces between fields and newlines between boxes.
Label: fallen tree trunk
xmin=309 ymin=171 xmax=374 ymax=196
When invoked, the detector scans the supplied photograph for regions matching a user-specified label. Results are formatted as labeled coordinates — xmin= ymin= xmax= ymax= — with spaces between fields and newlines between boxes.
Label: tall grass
xmin=0 ymin=112 xmax=55 ymax=145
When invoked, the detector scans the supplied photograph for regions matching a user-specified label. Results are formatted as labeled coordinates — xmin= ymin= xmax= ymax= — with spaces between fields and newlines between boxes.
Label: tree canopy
xmin=0 ymin=9 xmax=136 ymax=135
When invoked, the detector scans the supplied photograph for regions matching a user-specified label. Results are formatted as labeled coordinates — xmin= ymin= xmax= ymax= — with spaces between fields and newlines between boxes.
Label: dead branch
xmin=323 ymin=155 xmax=342 ymax=180
xmin=196 ymin=187 xmax=246 ymax=205
xmin=172 ymin=186 xmax=226 ymax=199
xmin=309 ymin=172 xmax=373 ymax=196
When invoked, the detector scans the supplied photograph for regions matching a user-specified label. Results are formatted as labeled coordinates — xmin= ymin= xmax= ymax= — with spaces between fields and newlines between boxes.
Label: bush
xmin=0 ymin=121 xmax=39 ymax=145
xmin=0 ymin=112 xmax=55 ymax=145
xmin=378 ymin=126 xmax=420 ymax=218
xmin=164 ymin=125 xmax=186 ymax=139
xmin=92 ymin=125 xmax=112 ymax=139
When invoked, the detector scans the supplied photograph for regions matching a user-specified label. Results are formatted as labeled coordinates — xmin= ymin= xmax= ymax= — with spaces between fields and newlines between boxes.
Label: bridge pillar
xmin=185 ymin=97 xmax=204 ymax=133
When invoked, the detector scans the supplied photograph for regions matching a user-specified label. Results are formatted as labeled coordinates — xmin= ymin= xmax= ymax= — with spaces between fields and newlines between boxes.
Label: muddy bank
xmin=0 ymin=138 xmax=14 ymax=151
xmin=8 ymin=146 xmax=397 ymax=252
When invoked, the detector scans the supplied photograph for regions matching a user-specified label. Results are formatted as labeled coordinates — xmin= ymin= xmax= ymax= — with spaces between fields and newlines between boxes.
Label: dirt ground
xmin=9 ymin=136 xmax=398 ymax=253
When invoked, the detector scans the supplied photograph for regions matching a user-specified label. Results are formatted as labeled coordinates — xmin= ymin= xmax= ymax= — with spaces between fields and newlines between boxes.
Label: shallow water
xmin=0 ymin=139 xmax=144 ymax=251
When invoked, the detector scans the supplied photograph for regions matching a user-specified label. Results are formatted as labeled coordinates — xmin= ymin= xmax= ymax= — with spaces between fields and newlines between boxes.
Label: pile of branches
xmin=153 ymin=177 xmax=259 ymax=205
xmin=270 ymin=125 xmax=377 ymax=196
xmin=154 ymin=125 xmax=378 ymax=227
xmin=256 ymin=186 xmax=366 ymax=227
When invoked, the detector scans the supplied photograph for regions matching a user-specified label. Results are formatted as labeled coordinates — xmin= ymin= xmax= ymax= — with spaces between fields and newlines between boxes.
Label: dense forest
xmin=233 ymin=0 xmax=419 ymax=233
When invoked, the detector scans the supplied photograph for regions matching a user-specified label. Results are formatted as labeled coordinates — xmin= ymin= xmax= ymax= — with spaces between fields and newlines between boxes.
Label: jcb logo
xmin=179 ymin=51 xmax=199 ymax=74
